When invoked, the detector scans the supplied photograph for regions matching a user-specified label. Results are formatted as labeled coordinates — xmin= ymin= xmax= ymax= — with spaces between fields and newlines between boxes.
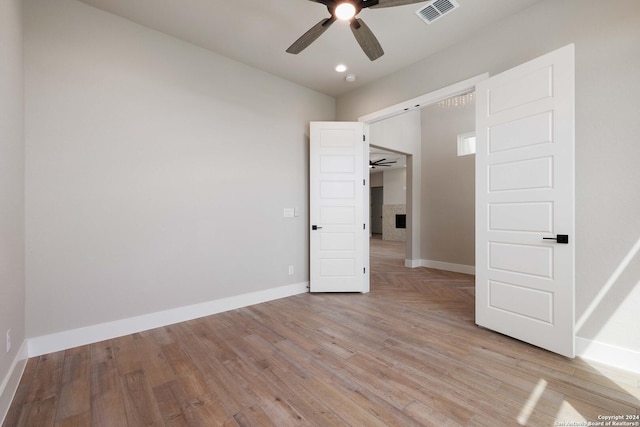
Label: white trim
xmin=363 ymin=125 xmax=371 ymax=294
xmin=420 ymin=259 xmax=475 ymax=275
xmin=0 ymin=341 xmax=28 ymax=425
xmin=358 ymin=73 xmax=489 ymax=124
xmin=405 ymin=259 xmax=422 ymax=268
xmin=28 ymin=282 xmax=308 ymax=357
xmin=576 ymin=337 xmax=640 ymax=375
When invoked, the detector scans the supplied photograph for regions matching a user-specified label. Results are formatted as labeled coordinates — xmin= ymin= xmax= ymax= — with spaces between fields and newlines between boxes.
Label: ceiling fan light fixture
xmin=335 ymin=3 xmax=357 ymax=20
xmin=287 ymin=0 xmax=427 ymax=60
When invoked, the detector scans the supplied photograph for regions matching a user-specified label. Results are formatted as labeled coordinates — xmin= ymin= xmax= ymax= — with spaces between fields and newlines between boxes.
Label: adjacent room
xmin=1 ymin=0 xmax=639 ymax=425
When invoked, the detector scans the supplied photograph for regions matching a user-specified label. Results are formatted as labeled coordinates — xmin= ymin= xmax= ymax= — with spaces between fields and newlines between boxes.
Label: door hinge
xmin=363 ymin=267 xmax=366 ymax=274
xmin=363 ymin=223 xmax=366 ymax=230
xmin=363 ymin=135 xmax=366 ymax=141
xmin=363 ymin=179 xmax=366 ymax=185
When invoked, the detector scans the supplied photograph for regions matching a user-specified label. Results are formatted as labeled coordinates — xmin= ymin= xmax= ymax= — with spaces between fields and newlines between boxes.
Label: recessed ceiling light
xmin=335 ymin=64 xmax=347 ymax=73
xmin=335 ymin=3 xmax=357 ymax=21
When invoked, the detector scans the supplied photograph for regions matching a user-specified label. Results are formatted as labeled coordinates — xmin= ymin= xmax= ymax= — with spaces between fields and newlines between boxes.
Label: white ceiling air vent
xmin=415 ymin=0 xmax=460 ymax=25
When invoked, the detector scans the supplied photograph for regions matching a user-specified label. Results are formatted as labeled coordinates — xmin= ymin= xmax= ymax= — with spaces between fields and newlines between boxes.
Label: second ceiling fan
xmin=370 ymin=158 xmax=397 ymax=169
xmin=286 ymin=0 xmax=426 ymax=61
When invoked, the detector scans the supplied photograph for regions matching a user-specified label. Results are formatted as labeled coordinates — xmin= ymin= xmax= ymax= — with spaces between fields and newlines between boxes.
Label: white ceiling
xmin=77 ymin=0 xmax=543 ymax=97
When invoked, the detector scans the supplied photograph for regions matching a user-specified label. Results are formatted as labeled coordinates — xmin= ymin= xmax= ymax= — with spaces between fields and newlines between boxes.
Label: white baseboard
xmin=28 ymin=282 xmax=309 ymax=357
xmin=420 ymin=259 xmax=476 ymax=275
xmin=405 ymin=259 xmax=421 ymax=268
xmin=0 ymin=341 xmax=28 ymax=425
xmin=576 ymin=337 xmax=640 ymax=375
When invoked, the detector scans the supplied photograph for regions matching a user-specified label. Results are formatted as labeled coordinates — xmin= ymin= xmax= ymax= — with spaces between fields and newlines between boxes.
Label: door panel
xmin=476 ymin=44 xmax=575 ymax=357
xmin=489 ymin=202 xmax=553 ymax=232
xmin=488 ymin=157 xmax=553 ymax=191
xmin=489 ymin=111 xmax=552 ymax=152
xmin=488 ymin=242 xmax=553 ymax=278
xmin=489 ymin=65 xmax=553 ymax=114
xmin=310 ymin=122 xmax=366 ymax=293
xmin=489 ymin=281 xmax=553 ymax=323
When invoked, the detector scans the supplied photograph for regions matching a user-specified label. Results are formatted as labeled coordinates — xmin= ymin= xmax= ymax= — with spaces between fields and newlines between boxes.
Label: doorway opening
xmin=369 ymin=147 xmax=408 ymax=247
xmin=360 ymin=74 xmax=487 ymax=275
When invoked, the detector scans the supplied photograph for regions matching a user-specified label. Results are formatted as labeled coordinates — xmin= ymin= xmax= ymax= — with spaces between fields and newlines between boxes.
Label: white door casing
xmin=476 ymin=44 xmax=575 ymax=357
xmin=310 ymin=122 xmax=368 ymax=293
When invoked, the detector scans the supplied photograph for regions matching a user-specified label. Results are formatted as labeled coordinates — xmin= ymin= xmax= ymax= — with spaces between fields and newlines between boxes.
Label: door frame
xmin=358 ymin=74 xmax=489 ymax=266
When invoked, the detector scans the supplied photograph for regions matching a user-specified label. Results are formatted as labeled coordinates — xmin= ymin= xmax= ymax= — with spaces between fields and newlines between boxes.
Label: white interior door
xmin=310 ymin=121 xmax=367 ymax=293
xmin=476 ymin=44 xmax=575 ymax=357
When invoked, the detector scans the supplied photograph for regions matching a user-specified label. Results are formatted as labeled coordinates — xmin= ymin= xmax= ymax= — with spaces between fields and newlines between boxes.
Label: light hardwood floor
xmin=4 ymin=239 xmax=640 ymax=426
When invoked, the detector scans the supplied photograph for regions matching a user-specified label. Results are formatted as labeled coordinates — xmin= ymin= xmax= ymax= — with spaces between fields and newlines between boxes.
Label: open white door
xmin=310 ymin=121 xmax=367 ymax=293
xmin=476 ymin=44 xmax=575 ymax=357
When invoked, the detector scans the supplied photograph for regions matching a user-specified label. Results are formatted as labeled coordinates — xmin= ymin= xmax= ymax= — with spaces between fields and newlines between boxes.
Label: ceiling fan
xmin=286 ymin=0 xmax=427 ymax=61
xmin=369 ymin=158 xmax=397 ymax=168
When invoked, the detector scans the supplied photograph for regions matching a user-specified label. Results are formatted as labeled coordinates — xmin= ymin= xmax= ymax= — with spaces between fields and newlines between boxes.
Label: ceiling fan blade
xmin=350 ymin=18 xmax=384 ymax=61
xmin=286 ymin=17 xmax=336 ymax=54
xmin=369 ymin=0 xmax=426 ymax=8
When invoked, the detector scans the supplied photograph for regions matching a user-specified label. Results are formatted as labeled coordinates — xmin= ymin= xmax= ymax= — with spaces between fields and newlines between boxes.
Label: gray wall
xmin=337 ymin=0 xmax=640 ymax=354
xmin=0 ymin=0 xmax=26 ymax=407
xmin=421 ymin=103 xmax=475 ymax=267
xmin=370 ymin=171 xmax=383 ymax=188
xmin=382 ymin=168 xmax=406 ymax=205
xmin=24 ymin=0 xmax=335 ymax=337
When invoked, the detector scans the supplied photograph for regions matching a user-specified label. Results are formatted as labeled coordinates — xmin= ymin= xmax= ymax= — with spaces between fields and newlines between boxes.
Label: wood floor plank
xmin=177 ymin=329 xmax=255 ymax=415
xmin=300 ymin=375 xmax=390 ymax=427
xmin=89 ymin=340 xmax=128 ymax=427
xmin=232 ymin=404 xmax=276 ymax=427
xmin=153 ymin=379 xmax=203 ymax=426
xmin=134 ymin=331 xmax=177 ymax=388
xmin=119 ymin=369 xmax=164 ymax=426
xmin=110 ymin=334 xmax=141 ymax=376
xmin=54 ymin=346 xmax=90 ymax=423
xmin=53 ymin=411 xmax=91 ymax=427
xmin=184 ymin=393 xmax=238 ymax=427
xmin=24 ymin=350 xmax=65 ymax=404
xmin=1 ymin=358 xmax=38 ymax=427
xmin=14 ymin=396 xmax=58 ymax=427
xmin=4 ymin=238 xmax=640 ymax=426
xmin=247 ymin=359 xmax=345 ymax=426
xmin=222 ymin=355 xmax=305 ymax=426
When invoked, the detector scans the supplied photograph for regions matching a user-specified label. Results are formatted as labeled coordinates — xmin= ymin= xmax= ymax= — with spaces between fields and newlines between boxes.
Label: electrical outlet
xmin=6 ymin=329 xmax=11 ymax=353
xmin=288 ymin=265 xmax=294 ymax=275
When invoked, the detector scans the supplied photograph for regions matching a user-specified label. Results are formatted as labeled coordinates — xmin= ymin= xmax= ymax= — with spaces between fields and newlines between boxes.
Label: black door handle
xmin=543 ymin=234 xmax=569 ymax=244
xmin=312 ymin=225 xmax=323 ymax=230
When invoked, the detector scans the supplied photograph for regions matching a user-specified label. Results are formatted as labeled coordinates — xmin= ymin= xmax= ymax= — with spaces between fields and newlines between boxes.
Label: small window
xmin=457 ymin=132 xmax=476 ymax=156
